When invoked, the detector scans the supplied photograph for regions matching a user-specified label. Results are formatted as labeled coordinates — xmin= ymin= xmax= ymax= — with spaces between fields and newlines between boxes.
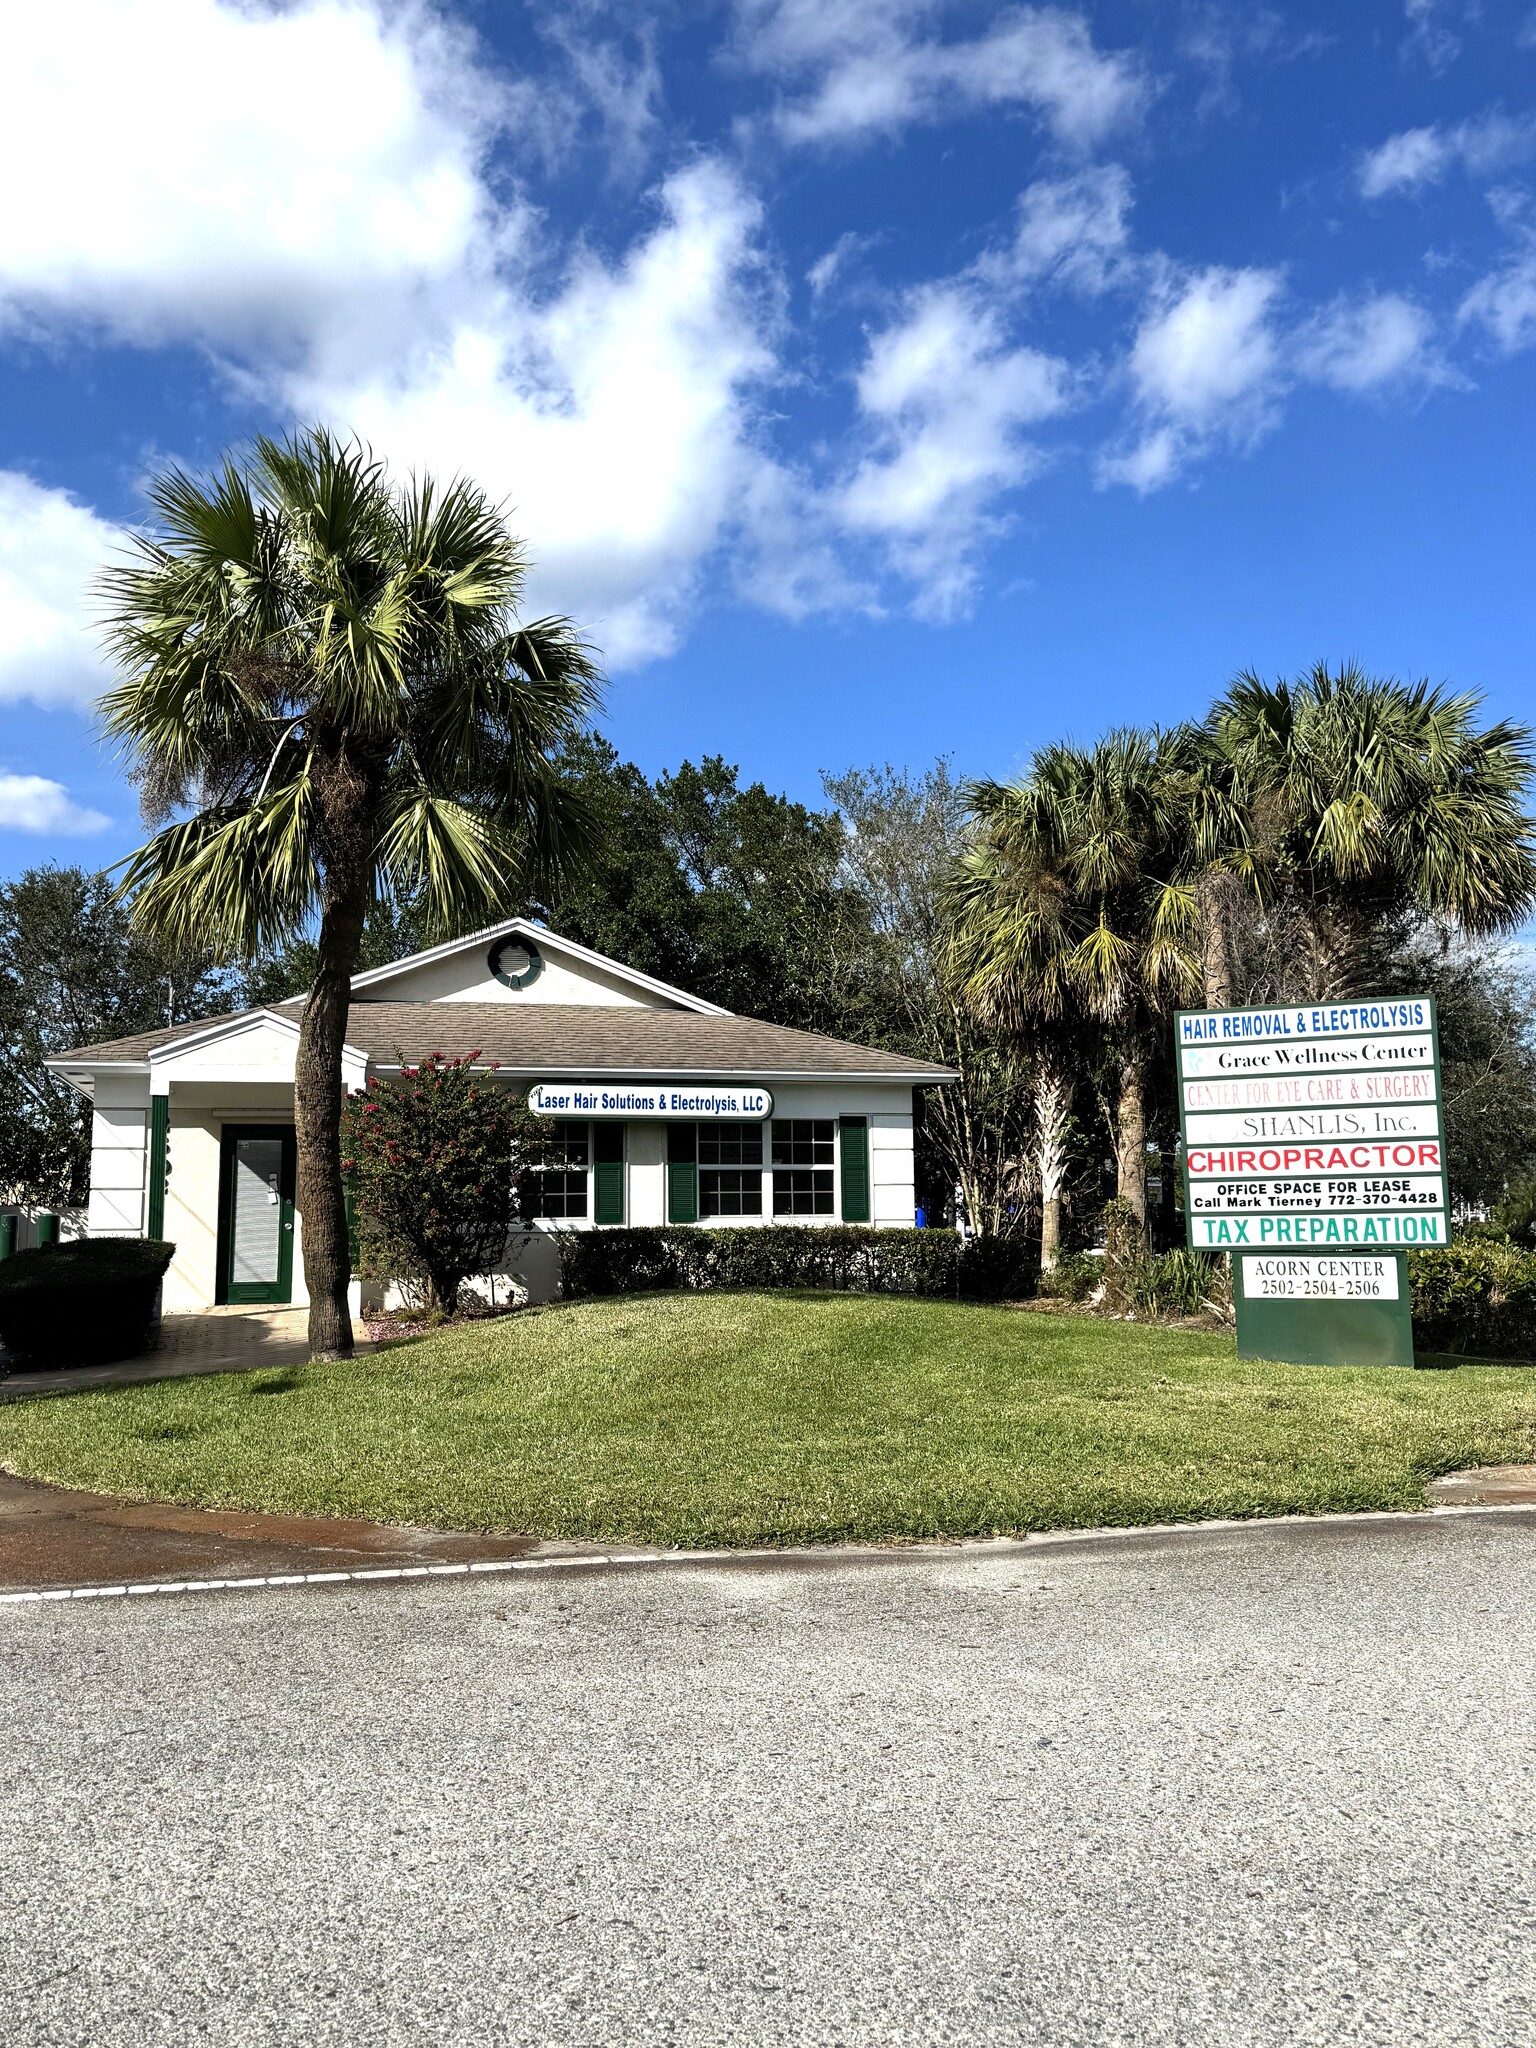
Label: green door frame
xmin=217 ymin=1123 xmax=297 ymax=1305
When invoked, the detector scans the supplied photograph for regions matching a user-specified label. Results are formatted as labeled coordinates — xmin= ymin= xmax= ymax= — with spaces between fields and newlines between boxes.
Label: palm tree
xmin=948 ymin=729 xmax=1201 ymax=1256
xmin=99 ymin=430 xmax=601 ymax=1358
xmin=1205 ymin=664 xmax=1536 ymax=1002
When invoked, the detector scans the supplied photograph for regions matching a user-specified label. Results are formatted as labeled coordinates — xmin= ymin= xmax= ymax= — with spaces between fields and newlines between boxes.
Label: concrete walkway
xmin=0 ymin=1305 xmax=372 ymax=1402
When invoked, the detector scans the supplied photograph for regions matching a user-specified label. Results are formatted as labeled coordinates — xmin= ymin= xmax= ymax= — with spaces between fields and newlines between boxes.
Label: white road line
xmin=0 ymin=1502 xmax=1532 ymax=1607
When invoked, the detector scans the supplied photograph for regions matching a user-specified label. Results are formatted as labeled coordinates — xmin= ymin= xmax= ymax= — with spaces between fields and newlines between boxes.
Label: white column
xmin=870 ymin=1113 xmax=916 ymax=1228
xmin=86 ymin=1072 xmax=152 ymax=1236
xmin=628 ymin=1121 xmax=666 ymax=1226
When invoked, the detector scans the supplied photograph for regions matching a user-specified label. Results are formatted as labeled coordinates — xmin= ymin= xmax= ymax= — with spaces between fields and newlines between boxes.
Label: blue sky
xmin=1 ymin=0 xmax=1534 ymax=876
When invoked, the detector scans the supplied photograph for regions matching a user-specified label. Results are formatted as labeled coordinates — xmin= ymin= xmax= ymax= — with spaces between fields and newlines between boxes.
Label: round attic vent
xmin=488 ymin=936 xmax=542 ymax=991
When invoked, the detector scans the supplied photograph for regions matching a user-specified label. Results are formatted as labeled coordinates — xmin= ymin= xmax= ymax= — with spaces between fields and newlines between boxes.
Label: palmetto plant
xmin=1204 ymin=664 xmax=1536 ymax=1002
xmin=948 ymin=729 xmax=1203 ymax=1255
xmin=99 ymin=430 xmax=601 ymax=1357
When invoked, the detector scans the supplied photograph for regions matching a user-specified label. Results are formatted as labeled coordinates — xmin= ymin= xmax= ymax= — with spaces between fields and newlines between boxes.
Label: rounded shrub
xmin=0 ymin=1237 xmax=175 ymax=1370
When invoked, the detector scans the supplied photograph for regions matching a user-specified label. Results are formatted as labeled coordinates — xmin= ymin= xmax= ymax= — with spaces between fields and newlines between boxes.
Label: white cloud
xmin=807 ymin=231 xmax=873 ymax=298
xmin=0 ymin=4 xmax=792 ymax=668
xmin=1460 ymin=233 xmax=1536 ymax=354
xmin=0 ymin=1 xmax=504 ymax=359
xmin=1358 ymin=127 xmax=1453 ymax=198
xmin=1294 ymin=293 xmax=1439 ymax=391
xmin=0 ymin=775 xmax=109 ymax=836
xmin=1400 ymin=0 xmax=1465 ymax=74
xmin=810 ymin=167 xmax=1127 ymax=600
xmin=291 ymin=162 xmax=786 ymax=665
xmin=981 ymin=165 xmax=1135 ymax=293
xmin=530 ymin=17 xmax=664 ymax=183
xmin=0 ymin=473 xmax=121 ymax=708
xmin=1101 ymin=265 xmax=1283 ymax=490
xmin=734 ymin=2 xmax=1146 ymax=150
xmin=1358 ymin=111 xmax=1536 ymax=199
xmin=1103 ymin=272 xmax=1448 ymax=490
xmin=0 ymin=0 xmax=1505 ymax=660
xmin=838 ymin=285 xmax=1070 ymax=613
xmin=1128 ymin=267 xmax=1281 ymax=425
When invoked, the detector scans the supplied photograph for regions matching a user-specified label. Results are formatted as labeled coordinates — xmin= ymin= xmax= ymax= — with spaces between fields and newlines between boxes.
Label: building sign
xmin=1175 ymin=998 xmax=1448 ymax=1250
xmin=527 ymin=1081 xmax=773 ymax=1121
xmin=1177 ymin=997 xmax=1443 ymax=1368
xmin=1241 ymin=1254 xmax=1400 ymax=1302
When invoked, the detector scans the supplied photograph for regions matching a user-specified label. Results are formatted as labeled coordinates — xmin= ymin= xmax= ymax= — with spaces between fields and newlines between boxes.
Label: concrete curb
xmin=4 ymin=1499 xmax=1534 ymax=1607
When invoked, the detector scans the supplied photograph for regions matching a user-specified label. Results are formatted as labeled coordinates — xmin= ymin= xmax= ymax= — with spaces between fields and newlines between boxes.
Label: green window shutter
xmin=840 ymin=1117 xmax=870 ymax=1223
xmin=666 ymin=1123 xmax=698 ymax=1225
xmin=146 ymin=1095 xmax=170 ymax=1239
xmin=345 ymin=1184 xmax=360 ymax=1276
xmin=594 ymin=1122 xmax=626 ymax=1226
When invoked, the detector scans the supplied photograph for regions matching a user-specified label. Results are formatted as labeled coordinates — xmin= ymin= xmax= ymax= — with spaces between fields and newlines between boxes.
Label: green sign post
xmin=1175 ymin=997 xmax=1448 ymax=1368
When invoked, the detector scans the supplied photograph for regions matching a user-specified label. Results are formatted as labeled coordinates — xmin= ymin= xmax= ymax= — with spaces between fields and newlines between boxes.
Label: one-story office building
xmin=48 ymin=919 xmax=956 ymax=1314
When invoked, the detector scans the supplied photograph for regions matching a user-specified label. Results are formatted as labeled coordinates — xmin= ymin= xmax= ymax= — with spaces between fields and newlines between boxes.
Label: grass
xmin=1 ymin=1292 xmax=1533 ymax=1548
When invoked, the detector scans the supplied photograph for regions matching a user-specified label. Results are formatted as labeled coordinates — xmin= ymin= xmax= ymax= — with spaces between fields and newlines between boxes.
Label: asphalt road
xmin=3 ymin=1512 xmax=1533 ymax=2048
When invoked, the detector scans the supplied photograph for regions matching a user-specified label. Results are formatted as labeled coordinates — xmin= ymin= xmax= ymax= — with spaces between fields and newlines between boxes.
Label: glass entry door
xmin=218 ymin=1125 xmax=296 ymax=1304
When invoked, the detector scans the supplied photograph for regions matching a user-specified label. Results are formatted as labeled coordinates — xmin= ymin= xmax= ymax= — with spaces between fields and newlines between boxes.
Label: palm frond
xmin=374 ymin=790 xmax=528 ymax=932
xmin=115 ymin=769 xmax=320 ymax=955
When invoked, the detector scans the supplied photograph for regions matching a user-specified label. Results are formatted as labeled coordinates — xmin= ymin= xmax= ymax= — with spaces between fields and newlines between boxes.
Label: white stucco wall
xmin=82 ymin=1067 xmax=924 ymax=1312
xmin=161 ymin=1110 xmax=222 ymax=1311
xmin=871 ymin=1113 xmax=917 ymax=1228
xmin=86 ymin=1070 xmax=150 ymax=1237
xmin=156 ymin=1021 xmax=304 ymax=1084
xmin=529 ymin=1080 xmax=920 ymax=1232
xmin=626 ymin=1120 xmax=667 ymax=1226
xmin=358 ymin=943 xmax=678 ymax=1009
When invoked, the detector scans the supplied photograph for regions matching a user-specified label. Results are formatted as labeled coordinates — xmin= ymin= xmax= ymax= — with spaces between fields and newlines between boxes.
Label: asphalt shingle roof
xmin=54 ymin=1001 xmax=955 ymax=1080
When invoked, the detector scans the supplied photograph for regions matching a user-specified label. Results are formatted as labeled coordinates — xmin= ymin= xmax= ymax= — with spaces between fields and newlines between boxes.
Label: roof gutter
xmin=366 ymin=1061 xmax=959 ymax=1084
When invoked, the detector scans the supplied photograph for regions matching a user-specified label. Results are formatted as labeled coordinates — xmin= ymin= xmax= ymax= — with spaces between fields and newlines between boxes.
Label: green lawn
xmin=1 ymin=1293 xmax=1532 ymax=1547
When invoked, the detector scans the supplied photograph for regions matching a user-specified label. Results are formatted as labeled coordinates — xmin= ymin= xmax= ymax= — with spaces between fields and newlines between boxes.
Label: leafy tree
xmin=341 ymin=1055 xmax=532 ymax=1314
xmin=1379 ymin=937 xmax=1536 ymax=1215
xmin=948 ymin=730 xmax=1201 ymax=1253
xmin=99 ymin=429 xmax=600 ymax=1357
xmin=1202 ymin=664 xmax=1536 ymax=1003
xmin=542 ymin=735 xmax=885 ymax=1036
xmin=822 ymin=761 xmax=1034 ymax=1240
xmin=0 ymin=867 xmax=229 ymax=1209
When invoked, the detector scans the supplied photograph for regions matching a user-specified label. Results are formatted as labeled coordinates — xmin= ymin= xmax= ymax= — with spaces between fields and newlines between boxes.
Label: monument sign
xmin=1175 ymin=997 xmax=1447 ymax=1366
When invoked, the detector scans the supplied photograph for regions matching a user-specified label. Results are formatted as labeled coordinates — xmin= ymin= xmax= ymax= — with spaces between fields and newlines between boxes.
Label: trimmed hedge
xmin=556 ymin=1226 xmax=1035 ymax=1304
xmin=0 ymin=1237 xmax=175 ymax=1369
xmin=1409 ymin=1241 xmax=1536 ymax=1360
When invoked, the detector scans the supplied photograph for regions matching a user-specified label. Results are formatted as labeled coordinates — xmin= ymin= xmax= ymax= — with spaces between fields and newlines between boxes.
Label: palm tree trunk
xmin=1114 ymin=1053 xmax=1148 ymax=1246
xmin=1198 ymin=870 xmax=1234 ymax=1009
xmin=1304 ymin=903 xmax=1373 ymax=1004
xmin=1035 ymin=1058 xmax=1072 ymax=1272
xmin=295 ymin=752 xmax=377 ymax=1360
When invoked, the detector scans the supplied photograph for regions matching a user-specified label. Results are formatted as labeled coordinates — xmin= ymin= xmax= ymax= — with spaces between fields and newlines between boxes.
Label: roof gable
xmin=145 ymin=1008 xmax=367 ymax=1088
xmin=348 ymin=918 xmax=729 ymax=1015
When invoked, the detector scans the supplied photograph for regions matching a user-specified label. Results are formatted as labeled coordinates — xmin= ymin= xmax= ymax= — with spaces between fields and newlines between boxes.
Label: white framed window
xmin=771 ymin=1119 xmax=835 ymax=1216
xmin=532 ymin=1119 xmax=589 ymax=1219
xmin=699 ymin=1121 xmax=764 ymax=1219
